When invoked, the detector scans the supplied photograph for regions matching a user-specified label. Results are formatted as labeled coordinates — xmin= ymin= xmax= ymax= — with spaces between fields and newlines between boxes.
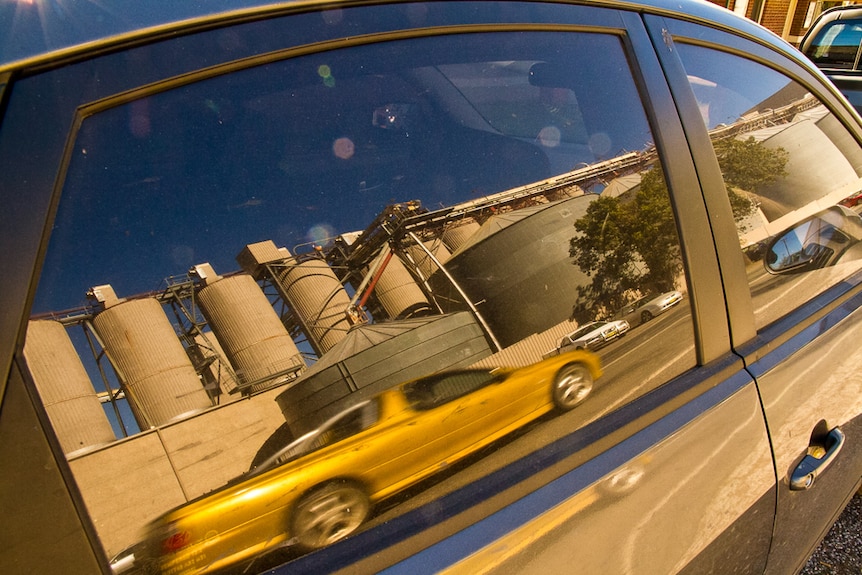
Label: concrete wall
xmin=68 ymin=387 xmax=286 ymax=557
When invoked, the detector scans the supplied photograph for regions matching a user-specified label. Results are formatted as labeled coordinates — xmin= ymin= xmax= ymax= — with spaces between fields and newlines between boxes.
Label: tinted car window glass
xmin=26 ymin=29 xmax=696 ymax=573
xmin=676 ymin=43 xmax=862 ymax=329
xmin=403 ymin=370 xmax=503 ymax=409
xmin=805 ymin=20 xmax=862 ymax=69
xmin=250 ymin=399 xmax=379 ymax=474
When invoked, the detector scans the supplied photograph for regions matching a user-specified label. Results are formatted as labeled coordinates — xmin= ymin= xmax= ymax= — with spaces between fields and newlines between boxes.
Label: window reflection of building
xmin=29 ymin=31 xmax=698 ymax=564
xmin=680 ymin=43 xmax=862 ymax=327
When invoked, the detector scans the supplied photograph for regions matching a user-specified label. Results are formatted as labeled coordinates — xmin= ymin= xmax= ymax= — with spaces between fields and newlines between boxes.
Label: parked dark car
xmin=2 ymin=1 xmax=861 ymax=575
xmin=800 ymin=5 xmax=862 ymax=113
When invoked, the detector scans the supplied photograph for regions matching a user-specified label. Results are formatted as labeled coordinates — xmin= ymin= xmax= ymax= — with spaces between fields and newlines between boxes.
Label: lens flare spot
xmin=170 ymin=245 xmax=195 ymax=268
xmin=333 ymin=137 xmax=355 ymax=160
xmin=406 ymin=4 xmax=429 ymax=25
xmin=589 ymin=132 xmax=612 ymax=157
xmin=317 ymin=65 xmax=336 ymax=87
xmin=129 ymin=100 xmax=151 ymax=138
xmin=537 ymin=126 xmax=562 ymax=148
xmin=308 ymin=224 xmax=336 ymax=245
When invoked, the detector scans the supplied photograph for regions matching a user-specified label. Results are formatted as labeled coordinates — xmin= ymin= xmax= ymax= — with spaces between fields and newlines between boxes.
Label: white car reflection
xmin=615 ymin=291 xmax=683 ymax=326
xmin=557 ymin=320 xmax=629 ymax=353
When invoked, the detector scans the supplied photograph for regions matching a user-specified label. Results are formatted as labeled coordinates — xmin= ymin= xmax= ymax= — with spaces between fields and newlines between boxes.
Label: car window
xmin=676 ymin=43 xmax=862 ymax=330
xmin=403 ymin=370 xmax=503 ymax=410
xmin=251 ymin=399 xmax=379 ymax=474
xmin=297 ymin=399 xmax=378 ymax=453
xmin=568 ymin=323 xmax=603 ymax=339
xmin=23 ymin=26 xmax=697 ymax=573
xmin=805 ymin=19 xmax=862 ymax=69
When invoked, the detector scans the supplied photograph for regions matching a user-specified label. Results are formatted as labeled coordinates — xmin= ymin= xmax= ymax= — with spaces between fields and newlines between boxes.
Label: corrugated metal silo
xmin=404 ymin=239 xmax=451 ymax=281
xmin=276 ymin=258 xmax=353 ymax=354
xmin=442 ymin=218 xmax=481 ymax=251
xmin=428 ymin=196 xmax=596 ymax=348
xmin=23 ymin=320 xmax=116 ymax=456
xmin=194 ymin=264 xmax=305 ymax=394
xmin=90 ymin=287 xmax=212 ymax=428
xmin=371 ymin=255 xmax=433 ymax=320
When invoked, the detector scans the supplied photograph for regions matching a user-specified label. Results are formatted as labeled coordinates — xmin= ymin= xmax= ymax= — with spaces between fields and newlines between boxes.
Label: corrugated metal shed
xmin=275 ymin=312 xmax=491 ymax=435
xmin=468 ymin=319 xmax=574 ymax=369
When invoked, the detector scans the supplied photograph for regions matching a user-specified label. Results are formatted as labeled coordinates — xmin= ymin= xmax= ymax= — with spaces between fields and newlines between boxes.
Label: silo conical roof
xmin=449 ymin=200 xmax=562 ymax=257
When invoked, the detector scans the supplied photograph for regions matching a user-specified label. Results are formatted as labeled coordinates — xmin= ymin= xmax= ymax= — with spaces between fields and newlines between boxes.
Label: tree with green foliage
xmin=569 ymin=136 xmax=787 ymax=320
xmin=569 ymin=167 xmax=681 ymax=321
xmin=713 ymin=136 xmax=789 ymax=194
xmin=713 ymin=136 xmax=788 ymax=223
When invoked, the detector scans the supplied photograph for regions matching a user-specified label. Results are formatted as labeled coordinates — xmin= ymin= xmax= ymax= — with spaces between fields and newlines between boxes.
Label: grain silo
xmin=193 ymin=264 xmax=305 ymax=394
xmin=442 ymin=217 xmax=481 ymax=251
xmin=276 ymin=257 xmax=353 ymax=354
xmin=369 ymin=255 xmax=434 ymax=320
xmin=23 ymin=319 xmax=116 ymax=456
xmin=403 ymin=238 xmax=451 ymax=281
xmin=237 ymin=240 xmax=353 ymax=356
xmin=89 ymin=285 xmax=212 ymax=429
xmin=427 ymin=195 xmax=596 ymax=348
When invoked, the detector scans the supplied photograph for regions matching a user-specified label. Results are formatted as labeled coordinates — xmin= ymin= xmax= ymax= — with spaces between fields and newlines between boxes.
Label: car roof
xmin=0 ymin=0 xmax=806 ymax=74
xmin=812 ymin=4 xmax=862 ymax=21
xmin=570 ymin=322 xmax=605 ymax=335
xmin=0 ymin=0 xmax=297 ymax=71
xmin=650 ymin=291 xmax=675 ymax=299
xmin=800 ymin=4 xmax=862 ymax=52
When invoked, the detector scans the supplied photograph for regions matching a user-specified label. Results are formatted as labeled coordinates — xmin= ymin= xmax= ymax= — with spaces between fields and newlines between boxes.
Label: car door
xmin=365 ymin=372 xmax=520 ymax=498
xmin=0 ymin=3 xmax=782 ymax=575
xmin=652 ymin=16 xmax=862 ymax=575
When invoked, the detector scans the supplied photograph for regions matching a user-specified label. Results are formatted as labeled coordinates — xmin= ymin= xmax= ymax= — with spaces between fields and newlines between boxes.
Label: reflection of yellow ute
xmin=135 ymin=351 xmax=601 ymax=575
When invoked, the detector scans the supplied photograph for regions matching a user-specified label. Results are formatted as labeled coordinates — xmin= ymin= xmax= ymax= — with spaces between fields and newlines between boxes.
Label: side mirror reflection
xmin=765 ymin=205 xmax=862 ymax=274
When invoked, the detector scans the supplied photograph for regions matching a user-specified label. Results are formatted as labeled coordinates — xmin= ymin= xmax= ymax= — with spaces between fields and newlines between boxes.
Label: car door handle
xmin=790 ymin=427 xmax=845 ymax=491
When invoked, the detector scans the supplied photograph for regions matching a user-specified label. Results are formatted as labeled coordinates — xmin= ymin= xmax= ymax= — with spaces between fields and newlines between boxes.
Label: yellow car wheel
xmin=291 ymin=480 xmax=370 ymax=551
xmin=552 ymin=363 xmax=594 ymax=411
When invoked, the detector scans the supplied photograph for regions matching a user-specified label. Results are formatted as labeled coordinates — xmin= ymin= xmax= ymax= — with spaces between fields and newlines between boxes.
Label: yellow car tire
xmin=552 ymin=363 xmax=594 ymax=411
xmin=291 ymin=480 xmax=371 ymax=551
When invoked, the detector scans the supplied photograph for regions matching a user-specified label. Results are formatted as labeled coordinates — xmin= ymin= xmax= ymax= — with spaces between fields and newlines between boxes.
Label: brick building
xmin=708 ymin=0 xmax=846 ymax=44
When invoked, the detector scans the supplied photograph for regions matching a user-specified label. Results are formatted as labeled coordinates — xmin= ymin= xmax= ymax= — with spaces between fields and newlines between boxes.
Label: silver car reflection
xmin=615 ymin=291 xmax=684 ymax=326
xmin=557 ymin=320 xmax=629 ymax=352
